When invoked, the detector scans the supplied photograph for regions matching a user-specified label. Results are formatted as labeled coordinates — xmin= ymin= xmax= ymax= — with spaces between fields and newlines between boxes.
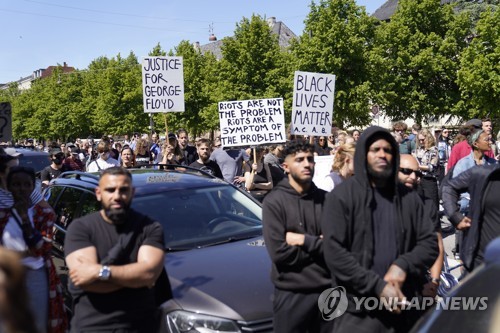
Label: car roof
xmin=52 ymin=166 xmax=229 ymax=195
xmin=11 ymin=147 xmax=49 ymax=157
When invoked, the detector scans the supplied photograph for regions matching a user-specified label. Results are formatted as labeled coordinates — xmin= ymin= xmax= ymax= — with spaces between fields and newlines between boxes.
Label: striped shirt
xmin=0 ymin=188 xmax=43 ymax=209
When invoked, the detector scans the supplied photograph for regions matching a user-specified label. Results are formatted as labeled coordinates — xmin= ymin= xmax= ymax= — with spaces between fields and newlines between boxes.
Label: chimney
xmin=267 ymin=17 xmax=276 ymax=28
xmin=63 ymin=62 xmax=67 ymax=67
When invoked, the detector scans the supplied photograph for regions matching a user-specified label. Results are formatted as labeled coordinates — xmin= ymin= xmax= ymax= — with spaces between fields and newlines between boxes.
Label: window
xmin=54 ymin=187 xmax=84 ymax=229
xmin=80 ymin=192 xmax=101 ymax=217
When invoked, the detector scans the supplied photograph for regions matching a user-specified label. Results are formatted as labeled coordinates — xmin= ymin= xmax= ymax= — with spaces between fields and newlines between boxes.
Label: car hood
xmin=165 ymin=237 xmax=273 ymax=321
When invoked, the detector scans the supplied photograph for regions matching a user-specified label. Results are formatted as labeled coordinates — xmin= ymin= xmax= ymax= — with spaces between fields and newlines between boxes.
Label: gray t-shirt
xmin=210 ymin=148 xmax=249 ymax=184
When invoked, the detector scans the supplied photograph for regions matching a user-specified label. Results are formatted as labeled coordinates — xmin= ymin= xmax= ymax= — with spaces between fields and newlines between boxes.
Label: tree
xmin=292 ymin=0 xmax=377 ymax=127
xmin=457 ymin=8 xmax=500 ymax=117
xmin=167 ymin=40 xmax=215 ymax=136
xmin=452 ymin=0 xmax=499 ymax=26
xmin=81 ymin=52 xmax=144 ymax=137
xmin=370 ymin=0 xmax=471 ymax=123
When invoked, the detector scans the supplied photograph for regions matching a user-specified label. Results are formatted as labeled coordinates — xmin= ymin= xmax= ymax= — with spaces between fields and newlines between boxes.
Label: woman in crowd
xmin=62 ymin=146 xmax=84 ymax=172
xmin=161 ymin=136 xmax=184 ymax=165
xmin=322 ymin=143 xmax=355 ymax=192
xmin=327 ymin=134 xmax=336 ymax=149
xmin=351 ymin=129 xmax=361 ymax=142
xmin=414 ymin=129 xmax=440 ymax=207
xmin=134 ymin=138 xmax=153 ymax=166
xmin=436 ymin=127 xmax=452 ymax=182
xmin=314 ymin=136 xmax=332 ymax=156
xmin=452 ymin=130 xmax=496 ymax=214
xmin=244 ymin=147 xmax=273 ymax=202
xmin=0 ymin=247 xmax=38 ymax=333
xmin=336 ymin=130 xmax=348 ymax=147
xmin=120 ymin=146 xmax=136 ymax=168
xmin=0 ymin=166 xmax=67 ymax=333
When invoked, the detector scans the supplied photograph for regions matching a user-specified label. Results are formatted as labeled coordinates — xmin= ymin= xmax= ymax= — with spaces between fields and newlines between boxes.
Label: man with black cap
xmin=321 ymin=126 xmax=438 ymax=332
xmin=447 ymin=119 xmax=482 ymax=171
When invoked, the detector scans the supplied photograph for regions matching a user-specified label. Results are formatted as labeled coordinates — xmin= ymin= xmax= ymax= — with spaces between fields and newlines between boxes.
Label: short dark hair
xmin=412 ymin=123 xmax=422 ymax=131
xmin=177 ymin=128 xmax=188 ymax=137
xmin=7 ymin=166 xmax=36 ymax=187
xmin=196 ymin=138 xmax=211 ymax=148
xmin=283 ymin=141 xmax=314 ymax=159
xmin=100 ymin=166 xmax=132 ymax=181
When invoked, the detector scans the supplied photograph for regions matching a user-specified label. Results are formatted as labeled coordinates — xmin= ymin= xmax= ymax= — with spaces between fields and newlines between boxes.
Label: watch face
xmin=99 ymin=266 xmax=111 ymax=280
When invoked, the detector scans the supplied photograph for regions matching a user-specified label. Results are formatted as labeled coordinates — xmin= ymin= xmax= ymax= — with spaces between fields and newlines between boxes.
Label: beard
xmin=367 ymin=163 xmax=393 ymax=183
xmin=104 ymin=203 xmax=131 ymax=224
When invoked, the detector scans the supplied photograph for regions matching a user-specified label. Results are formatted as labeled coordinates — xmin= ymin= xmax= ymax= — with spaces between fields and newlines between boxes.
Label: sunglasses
xmin=399 ymin=168 xmax=423 ymax=178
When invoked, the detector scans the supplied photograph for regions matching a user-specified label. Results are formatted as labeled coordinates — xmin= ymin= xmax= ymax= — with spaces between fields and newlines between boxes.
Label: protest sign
xmin=142 ymin=56 xmax=184 ymax=112
xmin=312 ymin=155 xmax=334 ymax=192
xmin=218 ymin=98 xmax=286 ymax=147
xmin=0 ymin=102 xmax=12 ymax=142
xmin=291 ymin=71 xmax=335 ymax=136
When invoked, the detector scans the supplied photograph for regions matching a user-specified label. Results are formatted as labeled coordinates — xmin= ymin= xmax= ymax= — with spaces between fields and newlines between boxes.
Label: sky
xmin=0 ymin=0 xmax=386 ymax=84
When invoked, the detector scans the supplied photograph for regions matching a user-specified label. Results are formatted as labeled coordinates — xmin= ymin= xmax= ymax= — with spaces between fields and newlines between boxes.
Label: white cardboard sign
xmin=218 ymin=98 xmax=286 ymax=147
xmin=291 ymin=71 xmax=335 ymax=136
xmin=142 ymin=56 xmax=184 ymax=112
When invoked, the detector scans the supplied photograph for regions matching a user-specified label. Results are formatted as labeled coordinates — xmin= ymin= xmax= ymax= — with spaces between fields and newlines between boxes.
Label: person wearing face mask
xmin=86 ymin=141 xmax=120 ymax=173
xmin=40 ymin=150 xmax=66 ymax=188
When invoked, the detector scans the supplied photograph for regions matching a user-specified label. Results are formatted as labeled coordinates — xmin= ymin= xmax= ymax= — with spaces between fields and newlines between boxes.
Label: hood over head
xmin=353 ymin=126 xmax=399 ymax=190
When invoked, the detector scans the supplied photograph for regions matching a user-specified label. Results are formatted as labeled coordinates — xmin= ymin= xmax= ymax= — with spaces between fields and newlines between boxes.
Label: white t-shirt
xmin=2 ymin=208 xmax=45 ymax=269
xmin=86 ymin=157 xmax=120 ymax=172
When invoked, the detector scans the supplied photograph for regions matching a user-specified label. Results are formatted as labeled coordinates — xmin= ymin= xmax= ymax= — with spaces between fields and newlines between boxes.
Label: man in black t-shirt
xmin=40 ymin=149 xmax=65 ymax=188
xmin=189 ymin=138 xmax=223 ymax=179
xmin=177 ymin=128 xmax=198 ymax=166
xmin=65 ymin=167 xmax=165 ymax=332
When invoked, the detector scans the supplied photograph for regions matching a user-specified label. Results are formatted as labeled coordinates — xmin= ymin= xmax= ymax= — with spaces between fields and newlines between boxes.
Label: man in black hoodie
xmin=321 ymin=126 xmax=438 ymax=332
xmin=262 ymin=141 xmax=332 ymax=333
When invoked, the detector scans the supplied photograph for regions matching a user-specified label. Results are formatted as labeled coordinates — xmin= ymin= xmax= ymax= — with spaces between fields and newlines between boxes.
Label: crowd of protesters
xmin=1 ymin=116 xmax=500 ymax=332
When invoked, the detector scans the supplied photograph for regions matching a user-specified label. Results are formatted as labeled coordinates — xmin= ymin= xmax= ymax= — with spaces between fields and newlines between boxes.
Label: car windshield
xmin=131 ymin=185 xmax=262 ymax=250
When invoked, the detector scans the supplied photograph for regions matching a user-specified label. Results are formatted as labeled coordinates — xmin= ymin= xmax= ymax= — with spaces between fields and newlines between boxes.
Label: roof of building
xmin=198 ymin=17 xmax=297 ymax=60
xmin=373 ymin=0 xmax=453 ymax=21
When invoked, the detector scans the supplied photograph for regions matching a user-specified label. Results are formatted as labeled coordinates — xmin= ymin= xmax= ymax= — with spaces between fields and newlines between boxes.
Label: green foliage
xmin=292 ymin=0 xmax=377 ymax=127
xmin=370 ymin=0 xmax=471 ymax=123
xmin=167 ymin=40 xmax=213 ymax=135
xmin=81 ymin=52 xmax=145 ymax=137
xmin=451 ymin=0 xmax=499 ymax=27
xmin=457 ymin=8 xmax=500 ymax=117
xmin=5 ymin=1 xmax=500 ymax=140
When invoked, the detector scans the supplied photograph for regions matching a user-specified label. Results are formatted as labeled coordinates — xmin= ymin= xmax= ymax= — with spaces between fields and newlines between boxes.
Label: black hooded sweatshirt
xmin=321 ymin=126 xmax=438 ymax=306
xmin=262 ymin=178 xmax=331 ymax=292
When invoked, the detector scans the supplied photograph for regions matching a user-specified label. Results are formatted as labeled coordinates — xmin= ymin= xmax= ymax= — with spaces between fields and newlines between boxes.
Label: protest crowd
xmin=1 ymin=113 xmax=500 ymax=333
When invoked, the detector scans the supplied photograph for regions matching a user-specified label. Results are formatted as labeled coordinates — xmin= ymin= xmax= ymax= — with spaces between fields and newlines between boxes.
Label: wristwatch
xmin=98 ymin=265 xmax=111 ymax=281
